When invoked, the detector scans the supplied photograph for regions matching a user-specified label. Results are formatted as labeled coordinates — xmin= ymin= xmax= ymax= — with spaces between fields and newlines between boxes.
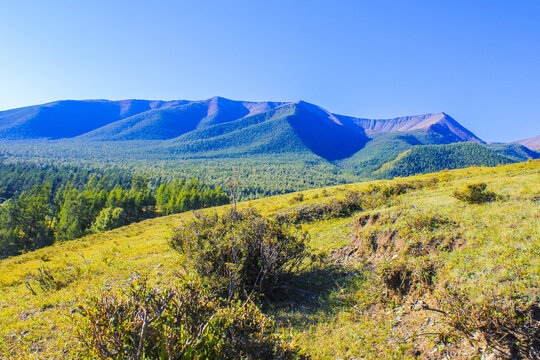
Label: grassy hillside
xmin=0 ymin=160 xmax=538 ymax=359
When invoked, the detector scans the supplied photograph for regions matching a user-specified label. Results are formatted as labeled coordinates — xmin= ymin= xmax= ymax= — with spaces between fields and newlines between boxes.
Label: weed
xmin=24 ymin=262 xmax=83 ymax=294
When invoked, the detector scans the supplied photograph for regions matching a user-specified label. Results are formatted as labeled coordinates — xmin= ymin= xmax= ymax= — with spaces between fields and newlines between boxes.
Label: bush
xmin=77 ymin=275 xmax=303 ymax=360
xmin=170 ymin=209 xmax=310 ymax=300
xmin=275 ymin=190 xmax=368 ymax=224
xmin=275 ymin=183 xmax=425 ymax=225
xmin=453 ymin=182 xmax=497 ymax=204
xmin=25 ymin=262 xmax=83 ymax=294
xmin=288 ymin=193 xmax=304 ymax=204
xmin=434 ymin=289 xmax=540 ymax=359
xmin=379 ymin=260 xmax=437 ymax=296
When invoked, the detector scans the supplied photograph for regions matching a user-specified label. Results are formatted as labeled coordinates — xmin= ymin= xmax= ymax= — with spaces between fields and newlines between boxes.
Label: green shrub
xmin=453 ymin=182 xmax=497 ymax=204
xmin=276 ymin=184 xmax=423 ymax=225
xmin=76 ymin=275 xmax=303 ymax=360
xmin=170 ymin=209 xmax=310 ymax=300
xmin=275 ymin=190 xmax=368 ymax=224
xmin=288 ymin=193 xmax=304 ymax=204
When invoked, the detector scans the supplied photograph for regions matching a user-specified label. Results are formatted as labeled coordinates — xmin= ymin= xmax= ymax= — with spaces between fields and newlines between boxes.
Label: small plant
xmin=378 ymin=259 xmax=438 ymax=297
xmin=170 ymin=208 xmax=311 ymax=300
xmin=404 ymin=211 xmax=451 ymax=233
xmin=453 ymin=182 xmax=498 ymax=204
xmin=288 ymin=193 xmax=304 ymax=204
xmin=432 ymin=289 xmax=540 ymax=359
xmin=76 ymin=275 xmax=303 ymax=360
xmin=25 ymin=262 xmax=82 ymax=294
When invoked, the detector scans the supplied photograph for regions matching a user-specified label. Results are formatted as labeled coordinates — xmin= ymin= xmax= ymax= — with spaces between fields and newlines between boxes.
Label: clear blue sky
xmin=1 ymin=0 xmax=539 ymax=142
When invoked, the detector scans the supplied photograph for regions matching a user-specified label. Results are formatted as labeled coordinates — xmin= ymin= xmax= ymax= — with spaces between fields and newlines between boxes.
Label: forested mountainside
xmin=1 ymin=97 xmax=538 ymax=199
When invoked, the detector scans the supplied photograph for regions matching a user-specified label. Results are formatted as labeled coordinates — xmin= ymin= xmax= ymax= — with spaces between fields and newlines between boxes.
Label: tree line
xmin=0 ymin=164 xmax=229 ymax=258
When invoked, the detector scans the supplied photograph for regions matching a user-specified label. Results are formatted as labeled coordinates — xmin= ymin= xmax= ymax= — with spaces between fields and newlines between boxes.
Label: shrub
xmin=453 ymin=182 xmax=497 ymax=204
xmin=288 ymin=193 xmax=304 ymax=204
xmin=76 ymin=275 xmax=303 ymax=360
xmin=433 ymin=289 xmax=540 ymax=359
xmin=275 ymin=190 xmax=368 ymax=224
xmin=275 ymin=183 xmax=425 ymax=225
xmin=25 ymin=262 xmax=83 ymax=294
xmin=405 ymin=211 xmax=450 ymax=232
xmin=170 ymin=209 xmax=310 ymax=300
xmin=379 ymin=259 xmax=438 ymax=296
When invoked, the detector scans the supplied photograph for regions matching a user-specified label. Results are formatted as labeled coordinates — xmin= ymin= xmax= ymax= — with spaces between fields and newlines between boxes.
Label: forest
xmin=0 ymin=161 xmax=229 ymax=258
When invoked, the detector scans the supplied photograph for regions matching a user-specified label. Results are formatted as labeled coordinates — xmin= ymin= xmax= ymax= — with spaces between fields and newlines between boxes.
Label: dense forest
xmin=374 ymin=142 xmax=515 ymax=178
xmin=0 ymin=161 xmax=229 ymax=258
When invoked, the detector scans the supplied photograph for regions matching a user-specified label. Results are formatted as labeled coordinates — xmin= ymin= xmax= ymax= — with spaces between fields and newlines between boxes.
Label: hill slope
xmin=346 ymin=112 xmax=483 ymax=143
xmin=516 ymin=134 xmax=540 ymax=151
xmin=156 ymin=101 xmax=370 ymax=160
xmin=0 ymin=161 xmax=538 ymax=359
xmin=0 ymin=98 xmax=484 ymax=162
xmin=374 ymin=142 xmax=515 ymax=178
xmin=77 ymin=97 xmax=288 ymax=141
xmin=0 ymin=99 xmax=190 ymax=140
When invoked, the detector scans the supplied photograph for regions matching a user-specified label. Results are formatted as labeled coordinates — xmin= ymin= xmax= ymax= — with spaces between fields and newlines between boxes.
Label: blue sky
xmin=1 ymin=0 xmax=539 ymax=142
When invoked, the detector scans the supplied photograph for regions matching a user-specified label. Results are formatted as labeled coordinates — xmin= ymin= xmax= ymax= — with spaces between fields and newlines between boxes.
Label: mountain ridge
xmin=516 ymin=134 xmax=540 ymax=151
xmin=0 ymin=97 xmax=482 ymax=145
xmin=3 ymin=97 xmax=537 ymax=175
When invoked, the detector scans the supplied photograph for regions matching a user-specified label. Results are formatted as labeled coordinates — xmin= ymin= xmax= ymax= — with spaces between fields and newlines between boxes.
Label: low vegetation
xmin=170 ymin=208 xmax=310 ymax=300
xmin=77 ymin=275 xmax=303 ymax=360
xmin=452 ymin=182 xmax=498 ymax=204
xmin=0 ymin=160 xmax=538 ymax=359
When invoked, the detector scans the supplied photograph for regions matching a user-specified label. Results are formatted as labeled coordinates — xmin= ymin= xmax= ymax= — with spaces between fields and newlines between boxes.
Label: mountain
xmin=0 ymin=99 xmax=190 ymax=140
xmin=0 ymin=97 xmax=480 ymax=146
xmin=78 ymin=97 xmax=287 ymax=141
xmin=155 ymin=101 xmax=370 ymax=161
xmin=487 ymin=142 xmax=539 ymax=162
xmin=1 ymin=96 xmax=536 ymax=185
xmin=516 ymin=134 xmax=540 ymax=151
xmin=0 ymin=97 xmax=486 ymax=161
xmin=342 ymin=112 xmax=483 ymax=143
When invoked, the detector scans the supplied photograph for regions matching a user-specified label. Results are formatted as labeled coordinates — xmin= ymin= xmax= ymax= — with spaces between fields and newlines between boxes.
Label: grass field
xmin=0 ymin=160 xmax=538 ymax=359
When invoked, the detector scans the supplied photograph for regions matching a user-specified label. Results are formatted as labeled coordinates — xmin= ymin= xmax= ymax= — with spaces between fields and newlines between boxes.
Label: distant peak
xmin=207 ymin=96 xmax=229 ymax=102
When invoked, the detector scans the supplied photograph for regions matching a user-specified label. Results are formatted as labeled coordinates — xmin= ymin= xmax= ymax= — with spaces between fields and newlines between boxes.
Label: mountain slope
xmin=0 ymin=99 xmax=187 ymax=140
xmin=337 ymin=130 xmax=461 ymax=175
xmin=487 ymin=142 xmax=539 ymax=162
xmin=0 ymin=98 xmax=482 ymax=148
xmin=374 ymin=142 xmax=514 ymax=178
xmin=516 ymin=134 xmax=540 ymax=151
xmin=0 ymin=161 xmax=538 ymax=359
xmin=343 ymin=112 xmax=483 ymax=143
xmin=158 ymin=101 xmax=370 ymax=160
xmin=78 ymin=97 xmax=287 ymax=141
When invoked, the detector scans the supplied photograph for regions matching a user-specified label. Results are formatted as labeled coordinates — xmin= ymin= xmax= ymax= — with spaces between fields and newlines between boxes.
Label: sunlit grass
xmin=0 ymin=160 xmax=538 ymax=359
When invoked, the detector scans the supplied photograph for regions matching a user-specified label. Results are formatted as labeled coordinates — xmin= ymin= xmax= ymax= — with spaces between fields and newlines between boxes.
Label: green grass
xmin=0 ymin=160 xmax=538 ymax=359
